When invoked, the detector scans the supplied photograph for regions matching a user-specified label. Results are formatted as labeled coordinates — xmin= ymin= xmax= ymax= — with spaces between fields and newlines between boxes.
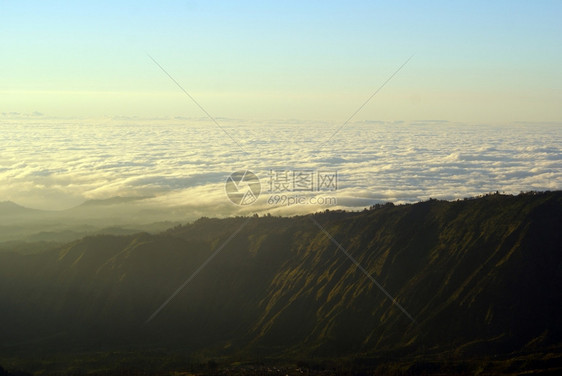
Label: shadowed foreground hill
xmin=0 ymin=192 xmax=561 ymax=374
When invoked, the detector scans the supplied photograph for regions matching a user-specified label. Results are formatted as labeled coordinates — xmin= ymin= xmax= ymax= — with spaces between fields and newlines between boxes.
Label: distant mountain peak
xmin=0 ymin=200 xmax=21 ymax=208
xmin=0 ymin=200 xmax=41 ymax=213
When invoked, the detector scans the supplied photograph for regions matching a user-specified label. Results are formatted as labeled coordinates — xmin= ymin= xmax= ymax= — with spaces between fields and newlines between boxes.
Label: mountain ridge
xmin=0 ymin=201 xmax=44 ymax=215
xmin=0 ymin=191 xmax=561 ymax=374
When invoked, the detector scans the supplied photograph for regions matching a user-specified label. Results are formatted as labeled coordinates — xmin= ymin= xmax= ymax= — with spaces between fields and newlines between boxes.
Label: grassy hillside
xmin=0 ymin=192 xmax=561 ymax=374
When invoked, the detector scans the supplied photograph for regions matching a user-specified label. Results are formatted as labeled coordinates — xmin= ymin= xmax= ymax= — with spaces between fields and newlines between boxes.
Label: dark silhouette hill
xmin=0 ymin=192 xmax=561 ymax=374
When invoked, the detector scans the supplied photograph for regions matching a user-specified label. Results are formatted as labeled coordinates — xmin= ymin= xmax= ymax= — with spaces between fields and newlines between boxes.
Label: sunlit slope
xmin=0 ymin=192 xmax=560 ymax=360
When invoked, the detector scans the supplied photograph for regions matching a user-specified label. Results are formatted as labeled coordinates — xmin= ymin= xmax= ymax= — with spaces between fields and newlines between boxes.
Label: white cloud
xmin=0 ymin=117 xmax=560 ymax=219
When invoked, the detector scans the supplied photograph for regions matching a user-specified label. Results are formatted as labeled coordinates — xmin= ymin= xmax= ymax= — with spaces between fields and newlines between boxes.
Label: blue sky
xmin=2 ymin=0 xmax=561 ymax=121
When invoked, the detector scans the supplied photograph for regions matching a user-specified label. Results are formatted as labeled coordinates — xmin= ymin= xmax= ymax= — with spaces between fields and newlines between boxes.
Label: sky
xmin=2 ymin=0 xmax=561 ymax=122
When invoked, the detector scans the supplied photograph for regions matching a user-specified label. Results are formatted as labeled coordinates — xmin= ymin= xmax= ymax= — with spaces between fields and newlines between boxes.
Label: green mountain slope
xmin=0 ymin=192 xmax=561 ymax=372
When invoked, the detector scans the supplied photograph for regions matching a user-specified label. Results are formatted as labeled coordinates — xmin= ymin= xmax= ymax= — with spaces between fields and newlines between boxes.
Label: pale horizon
xmin=2 ymin=1 xmax=561 ymax=122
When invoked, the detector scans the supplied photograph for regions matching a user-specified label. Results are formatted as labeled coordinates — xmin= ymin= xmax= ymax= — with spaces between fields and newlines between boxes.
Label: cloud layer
xmin=0 ymin=117 xmax=560 ymax=219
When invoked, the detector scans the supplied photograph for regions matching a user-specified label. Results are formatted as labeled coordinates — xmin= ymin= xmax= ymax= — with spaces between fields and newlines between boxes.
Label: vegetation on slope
xmin=0 ymin=192 xmax=561 ymax=374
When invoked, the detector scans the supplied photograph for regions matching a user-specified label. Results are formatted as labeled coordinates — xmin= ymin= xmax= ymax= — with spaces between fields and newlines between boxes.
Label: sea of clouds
xmin=1 ymin=116 xmax=560 ymax=219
